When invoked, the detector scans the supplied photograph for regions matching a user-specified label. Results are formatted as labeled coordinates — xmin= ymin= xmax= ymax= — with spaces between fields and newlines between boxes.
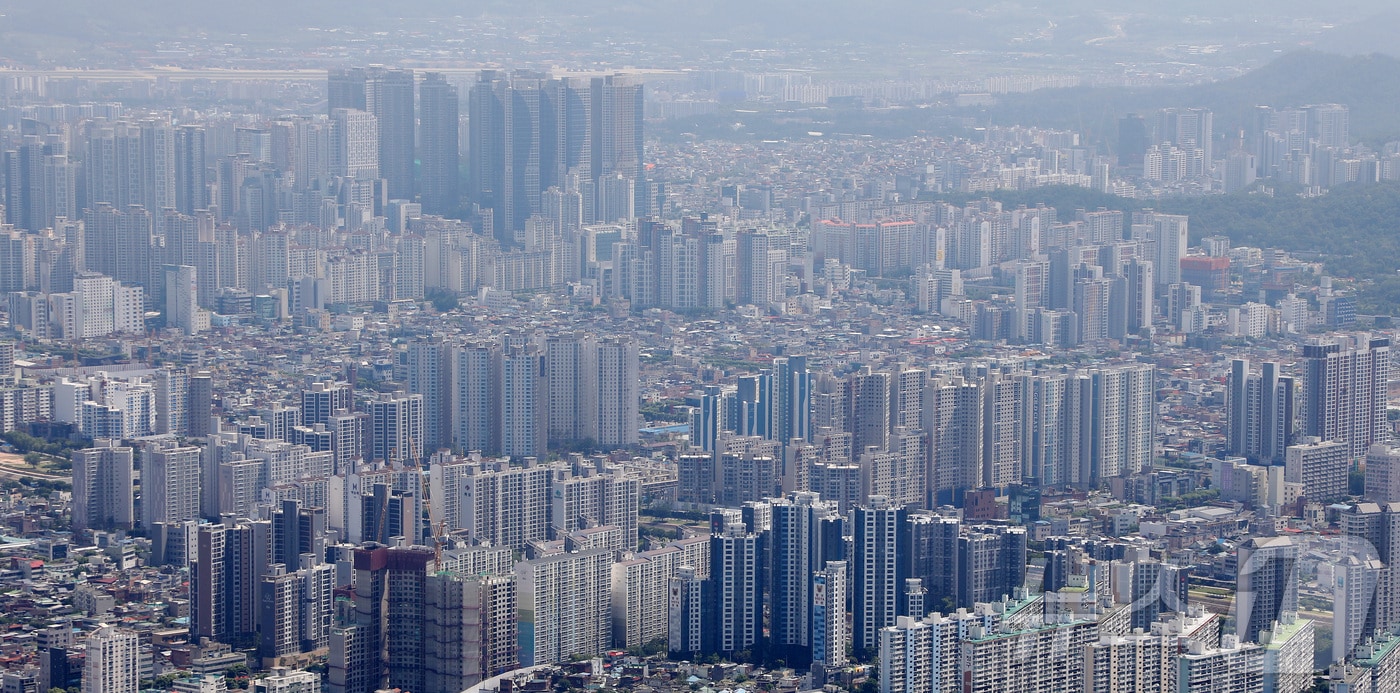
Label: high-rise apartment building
xmin=139 ymin=441 xmax=201 ymax=530
xmin=515 ymin=548 xmax=612 ymax=666
xmin=82 ymin=625 xmax=139 ymax=693
xmin=1236 ymin=536 xmax=1299 ymax=644
xmin=406 ymin=336 xmax=450 ymax=452
xmin=704 ymin=522 xmax=763 ymax=656
xmin=72 ymin=440 xmax=135 ymax=532
xmin=1304 ymin=335 xmax=1391 ymax=458
xmin=1228 ymin=359 xmax=1296 ymax=464
xmin=853 ymin=496 xmax=910 ymax=655
xmin=769 ymin=492 xmax=844 ymax=663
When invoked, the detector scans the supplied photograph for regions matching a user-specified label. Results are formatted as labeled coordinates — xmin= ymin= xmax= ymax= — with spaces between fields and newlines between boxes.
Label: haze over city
xmin=0 ymin=3 xmax=1398 ymax=693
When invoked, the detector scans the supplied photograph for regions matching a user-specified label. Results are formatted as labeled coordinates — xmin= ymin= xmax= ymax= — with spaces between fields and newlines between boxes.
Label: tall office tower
xmin=468 ymin=72 xmax=573 ymax=242
xmin=72 ymin=441 xmax=135 ymax=532
xmin=853 ymin=496 xmax=910 ymax=656
xmin=924 ymin=376 xmax=983 ymax=505
xmin=500 ymin=340 xmax=545 ymax=459
xmin=591 ymin=75 xmax=644 ymax=185
xmin=1085 ymin=364 xmax=1156 ymax=483
xmin=1123 ymin=257 xmax=1154 ymax=333
xmin=1334 ymin=555 xmax=1383 ymax=663
xmin=37 ymin=627 xmax=72 ymax=693
xmin=545 ymin=333 xmax=598 ymax=446
xmin=82 ymin=625 xmax=139 ymax=693
xmin=162 ymin=264 xmax=203 ymax=335
xmin=84 ymin=203 xmax=153 ymax=290
xmin=1142 ymin=213 xmax=1187 ymax=287
xmin=302 ymin=381 xmax=353 ymax=428
xmin=1227 ymin=359 xmax=1297 ymax=464
xmin=139 ymin=441 xmax=201 ymax=530
xmin=467 ymin=71 xmax=507 ymax=241
xmin=515 ymin=548 xmax=612 ymax=666
xmin=188 ymin=371 xmax=213 ymax=438
xmin=1340 ymin=502 xmax=1400 ymax=640
xmin=595 ymin=337 xmax=639 ymax=447
xmin=956 ymin=525 xmax=1027 ymax=608
xmin=424 ymin=571 xmax=518 ymax=692
xmin=1236 ymin=536 xmax=1299 ymax=644
xmin=848 ymin=367 xmax=890 ymax=459
xmin=733 ymin=229 xmax=766 ymax=307
xmin=191 ymin=518 xmax=267 ymax=644
xmin=331 ymin=109 xmax=379 ymax=181
xmin=1118 ymin=113 xmax=1150 ymax=167
xmin=174 ymin=125 xmax=207 ymax=214
xmin=769 ymin=493 xmax=843 ymax=664
xmin=703 ymin=522 xmax=763 ymax=656
xmin=406 ymin=336 xmax=450 ymax=453
xmin=2 ymin=137 xmax=39 ymax=231
xmin=327 ymin=67 xmax=414 ymax=199
xmin=363 ymin=67 xmax=416 ymax=201
xmin=733 ymin=375 xmax=768 ymax=438
xmin=1304 ymin=335 xmax=1391 ymax=458
xmin=366 ymin=393 xmax=424 ymax=464
xmin=419 ymin=72 xmax=460 ymax=216
xmin=453 ymin=340 xmax=501 ymax=454
xmin=328 ymin=67 xmax=369 ymax=112
xmin=0 ymin=229 xmax=33 ymax=293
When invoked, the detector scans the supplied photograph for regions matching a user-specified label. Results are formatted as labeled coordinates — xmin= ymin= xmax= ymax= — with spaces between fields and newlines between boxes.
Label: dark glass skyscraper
xmin=418 ymin=72 xmax=460 ymax=216
xmin=468 ymin=71 xmax=643 ymax=245
xmin=326 ymin=67 xmax=415 ymax=201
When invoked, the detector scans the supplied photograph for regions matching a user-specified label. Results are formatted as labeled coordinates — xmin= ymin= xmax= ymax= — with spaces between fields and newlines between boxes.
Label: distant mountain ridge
xmin=979 ymin=51 xmax=1400 ymax=146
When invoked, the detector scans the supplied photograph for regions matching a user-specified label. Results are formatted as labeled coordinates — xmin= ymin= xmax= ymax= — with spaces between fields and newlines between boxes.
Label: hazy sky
xmin=1 ymin=0 xmax=1396 ymax=69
